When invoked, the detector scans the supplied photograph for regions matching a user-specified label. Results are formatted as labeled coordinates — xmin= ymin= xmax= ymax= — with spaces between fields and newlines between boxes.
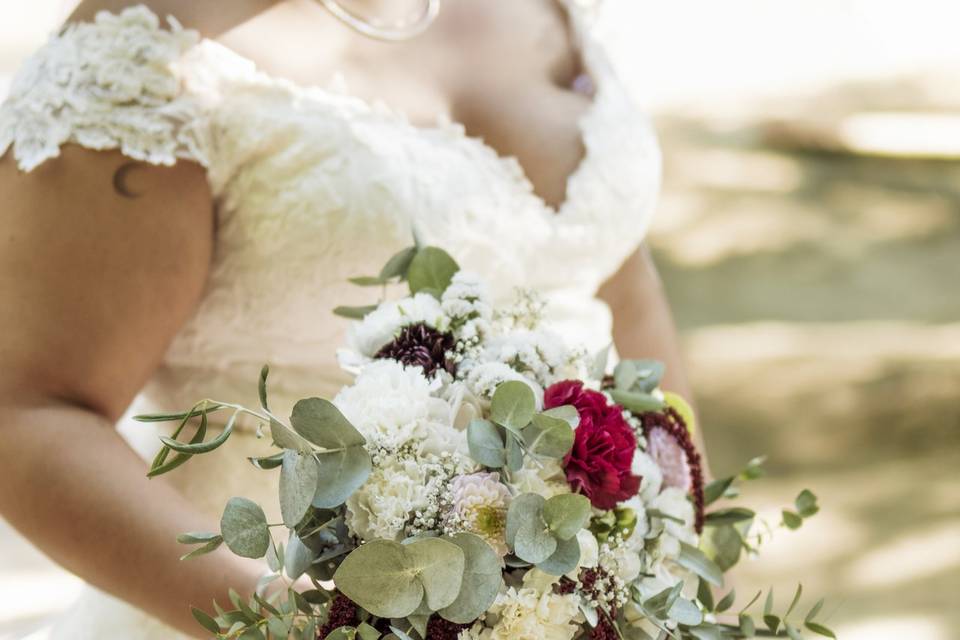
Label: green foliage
xmin=677 ymin=542 xmax=724 ymax=588
xmin=505 ymin=493 xmax=591 ymax=574
xmin=279 ymin=451 xmax=319 ymax=527
xmin=220 ymin=497 xmax=271 ymax=559
xmin=407 ymin=246 xmax=459 ymax=297
xmin=523 ymin=411 xmax=575 ymax=458
xmin=490 ymin=380 xmax=537 ymax=434
xmin=467 ymin=419 xmax=506 ymax=468
xmin=333 ymin=538 xmax=466 ymax=619
xmin=439 ymin=533 xmax=502 ymax=623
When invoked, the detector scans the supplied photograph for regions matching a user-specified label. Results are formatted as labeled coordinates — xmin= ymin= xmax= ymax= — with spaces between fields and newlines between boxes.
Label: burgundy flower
xmin=545 ymin=380 xmax=640 ymax=509
xmin=374 ymin=322 xmax=456 ymax=377
xmin=317 ymin=594 xmax=358 ymax=638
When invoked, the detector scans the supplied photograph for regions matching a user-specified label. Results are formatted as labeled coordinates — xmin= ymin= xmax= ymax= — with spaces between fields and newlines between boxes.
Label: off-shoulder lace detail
xmin=0 ymin=6 xmax=206 ymax=171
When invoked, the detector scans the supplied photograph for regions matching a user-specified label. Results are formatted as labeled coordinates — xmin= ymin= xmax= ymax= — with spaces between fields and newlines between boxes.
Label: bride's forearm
xmin=0 ymin=401 xmax=266 ymax=638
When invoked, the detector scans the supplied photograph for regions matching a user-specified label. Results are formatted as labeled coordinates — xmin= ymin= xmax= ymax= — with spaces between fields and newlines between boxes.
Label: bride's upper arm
xmin=0 ymin=147 xmax=214 ymax=420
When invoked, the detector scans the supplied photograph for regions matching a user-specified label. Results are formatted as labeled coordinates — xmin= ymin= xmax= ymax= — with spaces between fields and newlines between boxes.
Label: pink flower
xmin=545 ymin=381 xmax=640 ymax=509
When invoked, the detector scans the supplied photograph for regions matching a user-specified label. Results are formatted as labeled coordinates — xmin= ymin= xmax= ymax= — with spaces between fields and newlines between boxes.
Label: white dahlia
xmin=447 ymin=472 xmax=511 ymax=556
xmin=462 ymin=585 xmax=581 ymax=640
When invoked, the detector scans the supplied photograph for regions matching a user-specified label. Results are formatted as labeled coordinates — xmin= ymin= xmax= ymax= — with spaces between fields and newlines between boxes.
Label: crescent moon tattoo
xmin=113 ymin=162 xmax=143 ymax=198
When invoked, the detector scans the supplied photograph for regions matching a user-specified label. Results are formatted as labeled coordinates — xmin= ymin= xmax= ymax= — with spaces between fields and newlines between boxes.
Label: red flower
xmin=545 ymin=380 xmax=640 ymax=509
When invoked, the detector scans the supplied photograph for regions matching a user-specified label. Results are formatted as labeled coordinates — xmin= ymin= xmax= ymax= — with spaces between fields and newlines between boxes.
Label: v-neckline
xmin=203 ymin=0 xmax=598 ymax=218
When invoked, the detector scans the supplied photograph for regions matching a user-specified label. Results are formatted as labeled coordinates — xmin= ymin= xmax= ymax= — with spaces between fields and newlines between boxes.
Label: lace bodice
xmin=2 ymin=1 xmax=660 ymax=413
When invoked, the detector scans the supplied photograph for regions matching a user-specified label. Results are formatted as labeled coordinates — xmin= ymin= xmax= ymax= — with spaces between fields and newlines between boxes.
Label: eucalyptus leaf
xmin=280 ymin=451 xmax=320 ymax=527
xmin=505 ymin=493 xmax=546 ymax=548
xmin=191 ymin=607 xmax=221 ymax=634
xmin=290 ymin=398 xmax=366 ymax=450
xmin=439 ymin=533 xmax=502 ymax=624
xmin=312 ymin=446 xmax=372 ymax=509
xmin=379 ymin=245 xmax=418 ymax=281
xmin=705 ymin=524 xmax=743 ymax=571
xmin=270 ymin=418 xmax=314 ymax=453
xmin=608 ymin=389 xmax=664 ymax=414
xmin=334 ymin=540 xmax=424 ymax=619
xmin=542 ymin=494 xmax=591 ymax=540
xmin=467 ymin=419 xmax=506 ymax=468
xmin=407 ymin=246 xmax=459 ymax=296
xmin=703 ymin=476 xmax=735 ymax=506
xmin=805 ymin=622 xmax=837 ymax=638
xmin=490 ymin=381 xmax=537 ymax=433
xmin=716 ymin=589 xmax=736 ymax=613
xmin=333 ymin=305 xmax=378 ymax=319
xmin=668 ymin=597 xmax=703 ymax=626
xmin=704 ymin=507 xmax=755 ymax=527
xmin=258 ymin=364 xmax=270 ymax=411
xmin=349 ymin=275 xmax=390 ymax=286
xmin=524 ymin=412 xmax=575 ymax=458
xmin=514 ymin=517 xmax=557 ymax=564
xmin=220 ymin=497 xmax=271 ymax=559
xmin=678 ymin=542 xmax=724 ymax=587
xmin=615 ymin=359 xmax=665 ymax=393
xmin=284 ymin=533 xmax=315 ymax=581
xmin=249 ymin=452 xmax=285 ymax=470
xmin=783 ymin=510 xmax=803 ymax=530
xmin=505 ymin=432 xmax=524 ymax=472
xmin=179 ymin=536 xmax=223 ymax=560
xmin=795 ymin=489 xmax=819 ymax=518
xmin=542 ymin=404 xmax=579 ymax=428
xmin=404 ymin=537 xmax=465 ymax=611
xmin=535 ymin=535 xmax=580 ymax=575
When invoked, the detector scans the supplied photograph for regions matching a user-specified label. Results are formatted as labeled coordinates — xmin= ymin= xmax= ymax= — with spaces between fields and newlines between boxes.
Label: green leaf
xmin=785 ymin=583 xmax=803 ymax=619
xmin=542 ymin=494 xmax=591 ymax=540
xmin=490 ymin=381 xmax=537 ymax=433
xmin=607 ymin=389 xmax=664 ymax=414
xmin=177 ymin=531 xmax=221 ymax=545
xmin=523 ymin=412 xmax=575 ymax=458
xmin=439 ymin=533 xmax=502 ymax=624
xmin=697 ymin=578 xmax=715 ymax=612
xmin=703 ymin=476 xmax=735 ymax=506
xmin=158 ymin=410 xmax=231 ymax=455
xmin=677 ymin=542 xmax=724 ymax=588
xmin=505 ymin=493 xmax=546 ymax=548
xmin=134 ymin=404 xmax=225 ymax=423
xmin=348 ymin=275 xmax=390 ymax=286
xmin=514 ymin=517 xmax=557 ymax=564
xmin=805 ymin=622 xmax=837 ymax=638
xmin=407 ymin=246 xmax=459 ymax=296
xmin=334 ymin=540 xmax=425 ymax=619
xmin=614 ymin=359 xmax=665 ymax=393
xmin=312 ymin=446 xmax=372 ymax=509
xmin=688 ymin=626 xmax=724 ymax=640
xmin=739 ymin=614 xmax=756 ymax=637
xmin=542 ymin=405 xmax=579 ymax=428
xmin=191 ymin=607 xmax=221 ymax=634
xmin=258 ymin=364 xmax=270 ymax=411
xmin=705 ymin=524 xmax=743 ymax=571
xmin=782 ymin=510 xmax=803 ymax=530
xmin=248 ymin=452 xmax=285 ymax=470
xmin=284 ymin=533 xmax=316 ymax=581
xmin=379 ymin=245 xmax=418 ymax=281
xmin=740 ymin=456 xmax=767 ymax=480
xmin=716 ymin=589 xmax=736 ymax=613
xmin=704 ymin=507 xmax=756 ymax=527
xmin=764 ymin=588 xmax=780 ymax=634
xmin=505 ymin=431 xmax=524 ymax=472
xmin=220 ymin=497 xmax=271 ymax=559
xmin=280 ymin=451 xmax=320 ymax=527
xmin=357 ymin=622 xmax=381 ymax=640
xmin=333 ymin=305 xmax=378 ymax=319
xmin=669 ymin=597 xmax=704 ymax=626
xmin=535 ymin=535 xmax=580 ymax=575
xmin=795 ymin=489 xmax=820 ymax=518
xmin=290 ymin=398 xmax=366 ymax=450
xmin=467 ymin=419 xmax=506 ymax=468
xmin=805 ymin=598 xmax=825 ymax=623
xmin=786 ymin=623 xmax=804 ymax=640
xmin=405 ymin=537 xmax=466 ymax=611
xmin=270 ymin=418 xmax=314 ymax=453
xmin=179 ymin=536 xmax=223 ymax=560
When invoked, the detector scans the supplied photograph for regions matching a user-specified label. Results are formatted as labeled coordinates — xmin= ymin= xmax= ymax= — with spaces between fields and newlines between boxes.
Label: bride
xmin=0 ymin=0 xmax=698 ymax=637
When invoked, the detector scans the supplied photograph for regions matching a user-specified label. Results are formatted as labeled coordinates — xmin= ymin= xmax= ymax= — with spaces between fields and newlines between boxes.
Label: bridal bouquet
xmin=140 ymin=244 xmax=835 ymax=640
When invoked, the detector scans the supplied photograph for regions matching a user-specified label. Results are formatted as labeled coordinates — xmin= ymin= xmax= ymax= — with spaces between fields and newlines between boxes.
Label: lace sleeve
xmin=0 ymin=6 xmax=207 ymax=172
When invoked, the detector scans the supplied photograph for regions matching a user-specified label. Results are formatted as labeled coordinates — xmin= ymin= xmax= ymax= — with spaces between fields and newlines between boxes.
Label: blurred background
xmin=1 ymin=1 xmax=958 ymax=638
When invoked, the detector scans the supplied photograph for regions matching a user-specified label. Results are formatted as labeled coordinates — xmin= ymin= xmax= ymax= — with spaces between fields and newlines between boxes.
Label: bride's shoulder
xmin=0 ymin=1 xmax=212 ymax=172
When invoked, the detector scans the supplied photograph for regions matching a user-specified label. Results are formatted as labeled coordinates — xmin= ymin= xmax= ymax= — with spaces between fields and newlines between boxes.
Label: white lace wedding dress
xmin=0 ymin=1 xmax=660 ymax=637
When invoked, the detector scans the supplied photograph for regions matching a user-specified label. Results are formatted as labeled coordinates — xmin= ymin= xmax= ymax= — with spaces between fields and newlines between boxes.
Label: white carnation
xmin=346 ymin=293 xmax=446 ymax=358
xmin=632 ymin=450 xmax=664 ymax=504
xmin=510 ymin=458 xmax=570 ymax=499
xmin=345 ymin=455 xmax=436 ymax=542
xmin=462 ymin=586 xmax=581 ymax=640
xmin=333 ymin=360 xmax=456 ymax=452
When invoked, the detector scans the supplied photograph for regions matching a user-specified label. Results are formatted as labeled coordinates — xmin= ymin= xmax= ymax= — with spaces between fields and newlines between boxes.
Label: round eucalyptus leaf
xmin=312 ymin=446 xmax=373 ymax=509
xmin=542 ymin=405 xmax=579 ymax=428
xmin=291 ymin=398 xmax=366 ymax=449
xmin=280 ymin=451 xmax=319 ymax=527
xmin=439 ymin=533 xmax=503 ymax=623
xmin=220 ymin=497 xmax=270 ymax=559
xmin=543 ymin=494 xmax=592 ymax=540
xmin=467 ymin=419 xmax=506 ymax=468
xmin=284 ymin=532 xmax=316 ymax=581
xmin=334 ymin=540 xmax=425 ymax=619
xmin=524 ymin=413 xmax=575 ymax=458
xmin=405 ymin=537 xmax=466 ymax=611
xmin=269 ymin=418 xmax=313 ymax=453
xmin=536 ymin=535 xmax=581 ymax=576
xmin=514 ymin=517 xmax=557 ymax=564
xmin=505 ymin=493 xmax=546 ymax=548
xmin=608 ymin=389 xmax=665 ymax=414
xmin=490 ymin=381 xmax=537 ymax=433
xmin=407 ymin=246 xmax=459 ymax=296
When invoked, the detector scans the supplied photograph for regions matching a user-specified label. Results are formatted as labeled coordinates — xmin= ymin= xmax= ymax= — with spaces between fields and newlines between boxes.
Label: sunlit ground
xmin=1 ymin=1 xmax=959 ymax=638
